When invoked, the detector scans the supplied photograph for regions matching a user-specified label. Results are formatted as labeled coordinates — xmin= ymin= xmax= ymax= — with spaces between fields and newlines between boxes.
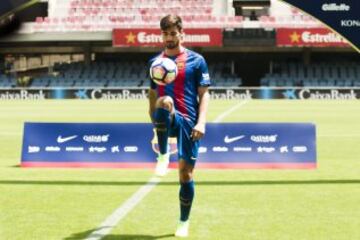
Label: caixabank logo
xmin=282 ymin=88 xmax=359 ymax=100
xmin=281 ymin=0 xmax=360 ymax=52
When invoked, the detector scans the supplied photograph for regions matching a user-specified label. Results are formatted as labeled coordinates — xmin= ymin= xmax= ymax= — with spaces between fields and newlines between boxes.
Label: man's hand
xmin=191 ymin=122 xmax=206 ymax=141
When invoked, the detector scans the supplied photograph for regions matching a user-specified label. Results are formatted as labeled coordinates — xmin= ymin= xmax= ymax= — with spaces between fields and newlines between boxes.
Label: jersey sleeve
xmin=196 ymin=56 xmax=211 ymax=87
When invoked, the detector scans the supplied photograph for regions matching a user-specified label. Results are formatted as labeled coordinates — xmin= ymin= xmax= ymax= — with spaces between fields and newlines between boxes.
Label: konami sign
xmin=113 ymin=29 xmax=223 ymax=47
xmin=277 ymin=28 xmax=349 ymax=47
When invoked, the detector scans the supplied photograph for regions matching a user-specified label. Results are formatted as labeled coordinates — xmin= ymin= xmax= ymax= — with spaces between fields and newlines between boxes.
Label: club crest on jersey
xmin=176 ymin=61 xmax=185 ymax=70
xmin=151 ymin=129 xmax=178 ymax=155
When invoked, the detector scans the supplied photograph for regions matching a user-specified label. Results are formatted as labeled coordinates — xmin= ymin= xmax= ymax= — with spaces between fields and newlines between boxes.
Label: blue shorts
xmin=169 ymin=110 xmax=199 ymax=166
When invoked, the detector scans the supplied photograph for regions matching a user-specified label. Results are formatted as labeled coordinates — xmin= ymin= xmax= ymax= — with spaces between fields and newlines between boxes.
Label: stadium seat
xmin=260 ymin=61 xmax=359 ymax=87
xmin=26 ymin=0 xmax=328 ymax=32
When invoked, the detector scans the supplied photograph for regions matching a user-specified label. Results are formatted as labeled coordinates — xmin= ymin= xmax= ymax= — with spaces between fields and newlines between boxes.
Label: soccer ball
xmin=150 ymin=57 xmax=178 ymax=85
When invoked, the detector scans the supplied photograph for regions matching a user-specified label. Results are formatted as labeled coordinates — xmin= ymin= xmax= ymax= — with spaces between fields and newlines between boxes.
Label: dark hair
xmin=160 ymin=15 xmax=183 ymax=31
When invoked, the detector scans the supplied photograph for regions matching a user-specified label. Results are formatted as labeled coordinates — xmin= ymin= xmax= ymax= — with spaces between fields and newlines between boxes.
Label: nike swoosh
xmin=57 ymin=135 xmax=78 ymax=143
xmin=224 ymin=135 xmax=245 ymax=143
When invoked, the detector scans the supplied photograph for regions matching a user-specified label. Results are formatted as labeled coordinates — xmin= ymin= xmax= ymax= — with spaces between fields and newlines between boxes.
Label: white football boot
xmin=155 ymin=153 xmax=169 ymax=177
xmin=175 ymin=220 xmax=189 ymax=238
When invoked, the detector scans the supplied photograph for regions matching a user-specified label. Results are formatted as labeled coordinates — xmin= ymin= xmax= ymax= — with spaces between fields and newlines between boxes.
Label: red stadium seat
xmin=30 ymin=0 xmax=325 ymax=32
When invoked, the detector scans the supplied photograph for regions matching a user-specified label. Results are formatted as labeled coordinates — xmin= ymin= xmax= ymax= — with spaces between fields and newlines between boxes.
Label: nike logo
xmin=57 ymin=135 xmax=78 ymax=143
xmin=224 ymin=135 xmax=245 ymax=143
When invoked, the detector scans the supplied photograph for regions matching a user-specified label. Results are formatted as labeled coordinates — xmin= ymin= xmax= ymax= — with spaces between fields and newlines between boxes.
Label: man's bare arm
xmin=191 ymin=86 xmax=210 ymax=141
xmin=148 ymin=88 xmax=158 ymax=123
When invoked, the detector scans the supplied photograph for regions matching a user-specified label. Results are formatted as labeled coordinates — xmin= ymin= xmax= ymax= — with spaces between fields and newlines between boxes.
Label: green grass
xmin=1 ymin=100 xmax=360 ymax=240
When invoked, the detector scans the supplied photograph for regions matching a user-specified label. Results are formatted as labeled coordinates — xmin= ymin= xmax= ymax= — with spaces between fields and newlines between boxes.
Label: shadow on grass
xmin=1 ymin=179 xmax=360 ymax=186
xmin=64 ymin=228 xmax=174 ymax=240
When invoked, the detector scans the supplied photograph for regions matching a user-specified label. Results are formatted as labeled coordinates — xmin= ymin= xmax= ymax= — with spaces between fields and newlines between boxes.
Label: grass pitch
xmin=0 ymin=99 xmax=359 ymax=240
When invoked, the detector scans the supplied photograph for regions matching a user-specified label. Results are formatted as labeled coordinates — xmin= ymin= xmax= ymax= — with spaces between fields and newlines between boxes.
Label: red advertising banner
xmin=113 ymin=29 xmax=223 ymax=47
xmin=277 ymin=28 xmax=350 ymax=47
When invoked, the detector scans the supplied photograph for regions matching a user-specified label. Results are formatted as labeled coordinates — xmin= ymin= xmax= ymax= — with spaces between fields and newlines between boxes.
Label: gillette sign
xmin=322 ymin=3 xmax=350 ymax=11
xmin=21 ymin=122 xmax=316 ymax=169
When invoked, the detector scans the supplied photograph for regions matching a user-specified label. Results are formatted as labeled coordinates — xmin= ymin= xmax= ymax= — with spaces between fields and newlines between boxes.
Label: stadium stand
xmin=1 ymin=0 xmax=357 ymax=89
xmin=261 ymin=0 xmax=322 ymax=29
xmin=0 ymin=74 xmax=16 ymax=88
xmin=260 ymin=62 xmax=360 ymax=87
xmin=24 ymin=60 xmax=243 ymax=88
xmin=31 ymin=0 xmax=230 ymax=31
xmin=209 ymin=62 xmax=242 ymax=87
xmin=26 ymin=0 xmax=322 ymax=32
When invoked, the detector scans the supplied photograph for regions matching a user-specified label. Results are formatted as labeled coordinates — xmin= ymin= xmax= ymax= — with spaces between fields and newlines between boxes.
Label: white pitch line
xmin=85 ymin=100 xmax=249 ymax=240
xmin=85 ymin=176 xmax=161 ymax=240
xmin=213 ymin=100 xmax=249 ymax=123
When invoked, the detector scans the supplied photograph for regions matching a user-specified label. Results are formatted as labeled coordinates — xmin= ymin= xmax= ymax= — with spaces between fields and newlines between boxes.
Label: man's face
xmin=161 ymin=26 xmax=182 ymax=49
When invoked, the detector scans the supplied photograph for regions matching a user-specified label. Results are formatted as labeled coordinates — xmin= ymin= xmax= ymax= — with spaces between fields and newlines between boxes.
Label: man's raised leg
xmin=153 ymin=96 xmax=174 ymax=176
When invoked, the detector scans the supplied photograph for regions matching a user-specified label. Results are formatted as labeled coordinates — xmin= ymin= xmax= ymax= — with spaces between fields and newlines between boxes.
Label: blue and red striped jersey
xmin=149 ymin=48 xmax=211 ymax=123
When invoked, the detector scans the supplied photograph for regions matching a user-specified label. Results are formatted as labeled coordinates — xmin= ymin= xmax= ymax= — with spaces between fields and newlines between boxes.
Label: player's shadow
xmin=64 ymin=228 xmax=174 ymax=240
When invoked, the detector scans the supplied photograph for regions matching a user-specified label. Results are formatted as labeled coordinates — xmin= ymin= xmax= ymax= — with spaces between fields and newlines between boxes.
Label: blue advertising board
xmin=21 ymin=122 xmax=316 ymax=169
xmin=1 ymin=88 xmax=359 ymax=100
